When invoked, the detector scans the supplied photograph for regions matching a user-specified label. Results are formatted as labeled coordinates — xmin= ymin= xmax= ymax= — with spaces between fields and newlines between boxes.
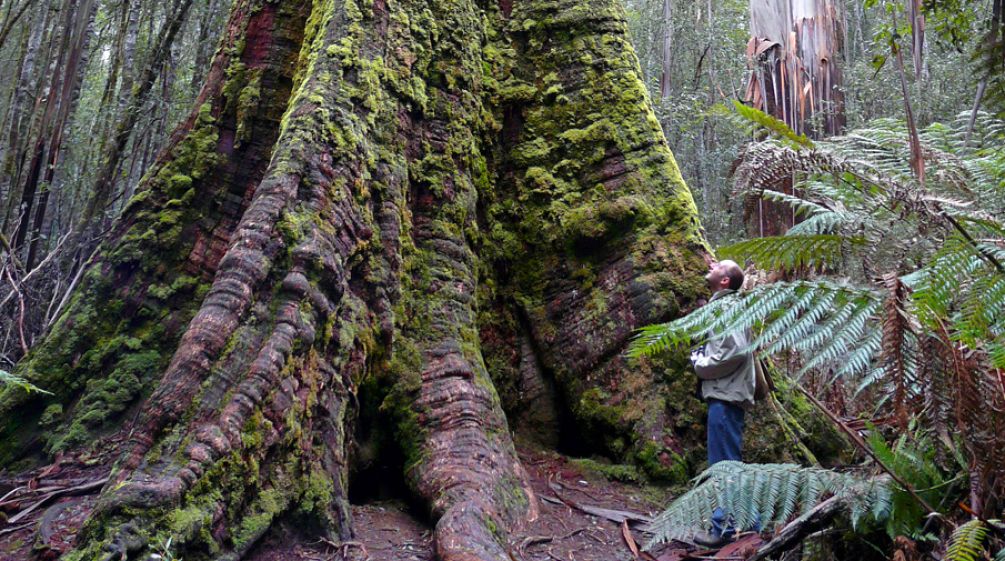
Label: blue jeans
xmin=707 ymin=399 xmax=751 ymax=538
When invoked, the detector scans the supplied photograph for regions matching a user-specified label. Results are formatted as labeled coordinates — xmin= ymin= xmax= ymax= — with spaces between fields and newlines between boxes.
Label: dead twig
xmin=0 ymin=485 xmax=24 ymax=504
xmin=47 ymin=247 xmax=90 ymax=329
xmin=0 ymin=231 xmax=71 ymax=310
xmin=0 ymin=521 xmax=33 ymax=537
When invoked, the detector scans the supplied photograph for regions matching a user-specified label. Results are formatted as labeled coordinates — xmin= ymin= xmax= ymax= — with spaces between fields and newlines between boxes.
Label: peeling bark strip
xmin=1 ymin=0 xmax=710 ymax=560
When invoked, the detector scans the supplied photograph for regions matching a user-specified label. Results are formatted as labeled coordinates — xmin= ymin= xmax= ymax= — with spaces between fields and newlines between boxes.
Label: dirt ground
xmin=0 ymin=447 xmax=759 ymax=561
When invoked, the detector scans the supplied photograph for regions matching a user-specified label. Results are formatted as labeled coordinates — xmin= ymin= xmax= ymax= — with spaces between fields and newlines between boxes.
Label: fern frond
xmin=946 ymin=520 xmax=989 ymax=561
xmin=785 ymin=210 xmax=855 ymax=235
xmin=644 ymin=462 xmax=890 ymax=548
xmin=759 ymin=189 xmax=831 ymax=218
xmin=731 ymin=100 xmax=814 ymax=148
xmin=831 ymin=330 xmax=883 ymax=380
xmin=718 ymin=235 xmax=863 ymax=273
xmin=628 ymin=282 xmax=881 ymax=362
xmin=0 ymin=370 xmax=50 ymax=394
xmin=794 ymin=298 xmax=880 ymax=378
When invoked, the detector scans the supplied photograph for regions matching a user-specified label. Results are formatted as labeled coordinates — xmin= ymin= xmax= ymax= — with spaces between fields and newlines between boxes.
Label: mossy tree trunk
xmin=0 ymin=0 xmax=711 ymax=559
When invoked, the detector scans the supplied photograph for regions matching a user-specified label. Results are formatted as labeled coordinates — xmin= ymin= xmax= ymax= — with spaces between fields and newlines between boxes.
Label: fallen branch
xmin=796 ymin=385 xmax=937 ymax=516
xmin=748 ymin=496 xmax=843 ymax=561
xmin=0 ymin=521 xmax=34 ymax=537
xmin=5 ymin=477 xmax=108 ymax=525
xmin=541 ymin=491 xmax=652 ymax=526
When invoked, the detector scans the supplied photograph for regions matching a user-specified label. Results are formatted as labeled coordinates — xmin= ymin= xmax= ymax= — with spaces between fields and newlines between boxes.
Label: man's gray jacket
xmin=690 ymin=289 xmax=756 ymax=409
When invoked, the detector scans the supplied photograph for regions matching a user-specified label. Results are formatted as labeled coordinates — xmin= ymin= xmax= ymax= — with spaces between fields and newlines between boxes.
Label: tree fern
xmin=644 ymin=462 xmax=891 ymax=548
xmin=636 ymin=110 xmax=1005 ymax=546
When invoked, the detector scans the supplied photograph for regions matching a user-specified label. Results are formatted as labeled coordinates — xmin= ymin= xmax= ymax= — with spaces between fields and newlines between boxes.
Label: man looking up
xmin=689 ymin=260 xmax=757 ymax=548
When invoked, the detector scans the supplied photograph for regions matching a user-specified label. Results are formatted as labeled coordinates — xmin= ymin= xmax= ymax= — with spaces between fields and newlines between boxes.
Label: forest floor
xmin=0 ymin=446 xmax=762 ymax=561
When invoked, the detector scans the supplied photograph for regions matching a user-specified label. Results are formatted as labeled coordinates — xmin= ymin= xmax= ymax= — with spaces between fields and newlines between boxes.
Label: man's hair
xmin=720 ymin=260 xmax=744 ymax=291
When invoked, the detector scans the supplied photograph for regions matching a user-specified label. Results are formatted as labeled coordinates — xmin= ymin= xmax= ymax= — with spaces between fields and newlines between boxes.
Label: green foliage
xmin=727 ymin=100 xmax=814 ymax=149
xmin=150 ymin=536 xmax=183 ymax=561
xmin=632 ymin=110 xmax=1005 ymax=385
xmin=0 ymin=369 xmax=49 ymax=395
xmin=946 ymin=520 xmax=991 ymax=561
xmin=866 ymin=427 xmax=965 ymax=538
xmin=644 ymin=462 xmax=891 ymax=548
xmin=718 ymin=235 xmax=864 ymax=274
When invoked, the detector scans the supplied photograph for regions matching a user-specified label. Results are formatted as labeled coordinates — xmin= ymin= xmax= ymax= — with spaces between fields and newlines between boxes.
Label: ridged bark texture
xmin=0 ymin=0 xmax=710 ymax=559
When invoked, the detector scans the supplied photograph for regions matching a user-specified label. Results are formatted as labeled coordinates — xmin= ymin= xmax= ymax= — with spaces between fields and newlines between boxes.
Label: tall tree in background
xmin=0 ymin=0 xmax=716 ymax=559
xmin=744 ymin=0 xmax=846 ymax=236
xmin=659 ymin=0 xmax=673 ymax=98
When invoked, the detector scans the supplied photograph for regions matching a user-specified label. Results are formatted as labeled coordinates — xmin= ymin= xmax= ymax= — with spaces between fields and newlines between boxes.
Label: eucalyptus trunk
xmin=745 ymin=0 xmax=846 ymax=236
xmin=0 ymin=0 xmax=710 ymax=559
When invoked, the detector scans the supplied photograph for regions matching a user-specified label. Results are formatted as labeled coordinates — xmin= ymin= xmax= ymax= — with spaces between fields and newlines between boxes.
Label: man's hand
xmin=690 ymin=347 xmax=705 ymax=366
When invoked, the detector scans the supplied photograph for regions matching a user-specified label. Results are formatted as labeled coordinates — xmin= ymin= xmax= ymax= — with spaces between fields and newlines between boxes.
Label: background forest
xmin=0 ymin=0 xmax=1003 ymax=560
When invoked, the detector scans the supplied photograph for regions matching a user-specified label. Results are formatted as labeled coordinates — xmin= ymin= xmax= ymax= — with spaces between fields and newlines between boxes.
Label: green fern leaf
xmin=0 ymin=370 xmax=50 ymax=395
xmin=732 ymin=100 xmax=814 ymax=148
xmin=946 ymin=520 xmax=989 ymax=561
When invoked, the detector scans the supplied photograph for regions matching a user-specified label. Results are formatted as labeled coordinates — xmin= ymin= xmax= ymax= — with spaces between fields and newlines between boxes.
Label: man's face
xmin=706 ymin=261 xmax=727 ymax=292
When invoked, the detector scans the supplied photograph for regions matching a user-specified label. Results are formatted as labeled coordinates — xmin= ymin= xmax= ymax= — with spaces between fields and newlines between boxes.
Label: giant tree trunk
xmin=0 ymin=0 xmax=710 ymax=559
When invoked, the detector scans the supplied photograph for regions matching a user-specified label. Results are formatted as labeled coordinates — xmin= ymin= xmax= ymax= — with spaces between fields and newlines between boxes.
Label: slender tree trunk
xmin=1 ymin=1 xmax=712 ymax=560
xmin=659 ymin=0 xmax=673 ymax=98
xmin=24 ymin=0 xmax=98 ymax=268
xmin=190 ymin=0 xmax=223 ymax=95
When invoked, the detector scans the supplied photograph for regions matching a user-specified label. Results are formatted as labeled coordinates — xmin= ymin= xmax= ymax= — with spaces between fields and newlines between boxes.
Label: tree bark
xmin=744 ymin=0 xmax=846 ymax=236
xmin=1 ymin=0 xmax=711 ymax=560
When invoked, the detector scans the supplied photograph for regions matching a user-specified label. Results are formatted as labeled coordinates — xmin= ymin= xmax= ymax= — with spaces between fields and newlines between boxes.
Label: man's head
xmin=706 ymin=260 xmax=744 ymax=293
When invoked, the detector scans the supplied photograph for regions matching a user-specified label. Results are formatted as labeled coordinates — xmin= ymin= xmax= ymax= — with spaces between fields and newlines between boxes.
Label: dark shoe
xmin=693 ymin=530 xmax=731 ymax=549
